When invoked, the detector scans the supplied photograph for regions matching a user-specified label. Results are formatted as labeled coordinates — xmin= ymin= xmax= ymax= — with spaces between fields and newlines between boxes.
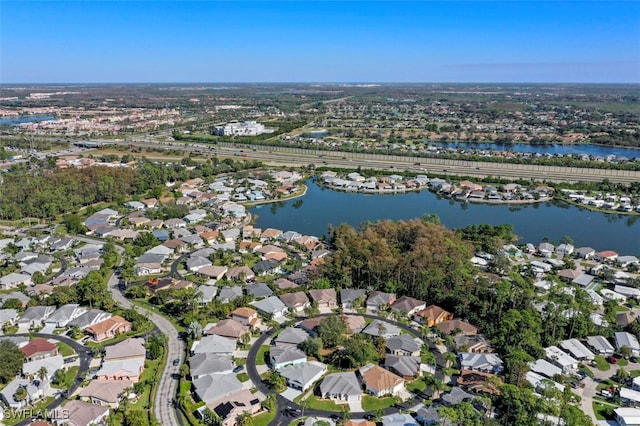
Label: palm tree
xmin=443 ymin=351 xmax=457 ymax=368
xmin=37 ymin=366 xmax=48 ymax=388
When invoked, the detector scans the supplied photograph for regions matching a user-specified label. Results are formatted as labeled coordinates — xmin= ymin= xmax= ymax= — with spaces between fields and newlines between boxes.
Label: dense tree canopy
xmin=0 ymin=341 xmax=25 ymax=384
xmin=323 ymin=219 xmax=474 ymax=303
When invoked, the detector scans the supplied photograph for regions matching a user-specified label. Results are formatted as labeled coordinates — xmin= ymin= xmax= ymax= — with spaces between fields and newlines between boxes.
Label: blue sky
xmin=2 ymin=1 xmax=639 ymax=83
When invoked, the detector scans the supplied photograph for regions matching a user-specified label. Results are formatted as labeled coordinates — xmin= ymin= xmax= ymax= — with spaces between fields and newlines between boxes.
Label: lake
xmin=251 ymin=180 xmax=640 ymax=255
xmin=427 ymin=142 xmax=640 ymax=159
xmin=0 ymin=115 xmax=57 ymax=125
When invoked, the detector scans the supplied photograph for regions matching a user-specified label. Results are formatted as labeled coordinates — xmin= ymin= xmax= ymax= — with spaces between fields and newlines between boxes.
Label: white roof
xmin=620 ymin=387 xmax=640 ymax=403
xmin=544 ymin=345 xmax=578 ymax=368
xmin=615 ymin=407 xmax=640 ymax=424
xmin=587 ymin=336 xmax=614 ymax=353
xmin=528 ymin=359 xmax=562 ymax=378
xmin=560 ymin=339 xmax=595 ymax=360
xmin=615 ymin=332 xmax=640 ymax=350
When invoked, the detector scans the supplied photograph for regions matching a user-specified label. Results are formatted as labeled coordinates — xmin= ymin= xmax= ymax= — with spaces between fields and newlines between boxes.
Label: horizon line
xmin=2 ymin=81 xmax=640 ymax=86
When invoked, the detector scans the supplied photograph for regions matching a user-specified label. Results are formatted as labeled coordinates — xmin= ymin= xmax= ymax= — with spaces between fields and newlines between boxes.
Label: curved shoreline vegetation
xmin=321 ymin=219 xmax=593 ymax=385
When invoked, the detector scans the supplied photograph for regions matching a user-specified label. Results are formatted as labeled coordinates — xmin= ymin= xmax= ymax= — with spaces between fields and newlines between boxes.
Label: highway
xmin=104 ymin=139 xmax=640 ymax=184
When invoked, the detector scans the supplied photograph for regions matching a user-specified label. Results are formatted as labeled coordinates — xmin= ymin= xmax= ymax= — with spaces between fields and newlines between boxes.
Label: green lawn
xmin=406 ymin=378 xmax=427 ymax=393
xmin=237 ymin=372 xmax=250 ymax=382
xmin=592 ymin=401 xmax=617 ymax=420
xmin=51 ymin=366 xmax=80 ymax=389
xmin=133 ymin=358 xmax=162 ymax=409
xmin=302 ymin=394 xmax=343 ymax=412
xmin=618 ymin=358 xmax=629 ymax=367
xmin=612 ymin=305 xmax=630 ymax=313
xmin=253 ymin=410 xmax=277 ymax=426
xmin=361 ymin=395 xmax=396 ymax=411
xmin=56 ymin=341 xmax=75 ymax=357
xmin=256 ymin=345 xmax=270 ymax=366
xmin=594 ymin=355 xmax=611 ymax=371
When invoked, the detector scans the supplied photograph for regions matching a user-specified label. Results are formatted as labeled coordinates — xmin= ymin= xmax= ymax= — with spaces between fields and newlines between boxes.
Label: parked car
xmin=233 ymin=365 xmax=244 ymax=373
xmin=173 ymin=358 xmax=180 ymax=366
xmin=607 ymin=356 xmax=618 ymax=364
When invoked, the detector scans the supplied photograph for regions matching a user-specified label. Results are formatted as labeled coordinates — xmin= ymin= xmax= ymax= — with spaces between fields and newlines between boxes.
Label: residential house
xmin=308 ymin=288 xmax=338 ymax=309
xmin=191 ymin=335 xmax=236 ymax=356
xmin=560 ymin=339 xmax=595 ymax=361
xmin=341 ymin=314 xmax=366 ymax=334
xmin=192 ymin=373 xmax=242 ymax=407
xmin=435 ymin=319 xmax=478 ymax=336
xmin=85 ymin=315 xmax=131 ymax=342
xmin=68 ymin=309 xmax=112 ymax=330
xmin=529 ymin=359 xmax=562 ymax=379
xmin=0 ymin=272 xmax=31 ymax=289
xmin=210 ymin=389 xmax=261 ymax=426
xmin=319 ymin=372 xmax=362 ymax=402
xmin=190 ymin=353 xmax=234 ymax=380
xmin=366 ymin=291 xmax=396 ymax=312
xmin=453 ymin=334 xmax=494 ymax=354
xmin=274 ymin=278 xmax=299 ymax=291
xmin=20 ymin=339 xmax=58 ymax=362
xmin=381 ymin=413 xmax=419 ymax=426
xmin=252 ymin=259 xmax=281 ymax=276
xmin=187 ymin=256 xmax=213 ymax=272
xmin=340 ymin=289 xmax=366 ymax=310
xmin=104 ymin=338 xmax=146 ymax=361
xmin=0 ymin=378 xmax=42 ymax=409
xmin=207 ymin=319 xmax=249 ymax=341
xmin=359 ymin=363 xmax=405 ymax=397
xmin=274 ymin=327 xmax=310 ymax=348
xmin=576 ymin=247 xmax=596 ymax=259
xmin=586 ymin=336 xmax=615 ymax=356
xmin=230 ymin=307 xmax=260 ymax=327
xmin=279 ymin=292 xmax=311 ymax=314
xmin=270 ymin=346 xmax=307 ymax=370
xmin=78 ymin=380 xmax=133 ymax=408
xmin=0 ymin=309 xmax=18 ymax=326
xmin=245 ymin=282 xmax=273 ymax=299
xmin=441 ymin=387 xmax=476 ymax=407
xmin=384 ymin=355 xmax=421 ymax=379
xmin=545 ymin=346 xmax=579 ymax=374
xmin=414 ymin=305 xmax=453 ymax=327
xmin=391 ymin=296 xmax=427 ymax=316
xmin=385 ymin=334 xmax=421 ymax=357
xmin=96 ymin=356 xmax=145 ymax=382
xmin=251 ymin=296 xmax=288 ymax=319
xmin=198 ymin=265 xmax=228 ymax=282
xmin=18 ymin=306 xmax=56 ymax=328
xmin=615 ymin=407 xmax=640 ymax=426
xmin=279 ymin=361 xmax=327 ymax=391
xmin=225 ymin=266 xmax=255 ymax=283
xmin=362 ymin=319 xmax=401 ymax=338
xmin=59 ymin=399 xmax=110 ymax=426
xmin=217 ymin=286 xmax=243 ymax=303
xmin=22 ymin=355 xmax=64 ymax=382
xmin=616 ymin=332 xmax=640 ymax=357
xmin=457 ymin=369 xmax=502 ymax=395
xmin=45 ymin=304 xmax=87 ymax=327
xmin=459 ymin=352 xmax=504 ymax=374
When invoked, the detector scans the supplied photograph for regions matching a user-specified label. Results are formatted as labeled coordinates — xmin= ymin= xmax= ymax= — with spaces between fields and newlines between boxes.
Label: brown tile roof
xmin=86 ymin=315 xmax=130 ymax=336
xmin=360 ymin=364 xmax=403 ymax=392
xmin=231 ymin=307 xmax=257 ymax=318
xmin=435 ymin=318 xmax=478 ymax=335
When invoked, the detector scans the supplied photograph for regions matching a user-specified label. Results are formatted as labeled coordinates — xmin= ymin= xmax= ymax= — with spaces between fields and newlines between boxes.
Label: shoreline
xmin=317 ymin=181 xmax=640 ymax=214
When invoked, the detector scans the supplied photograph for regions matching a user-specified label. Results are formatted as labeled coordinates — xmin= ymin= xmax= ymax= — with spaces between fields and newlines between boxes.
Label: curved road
xmin=246 ymin=313 xmax=445 ymax=426
xmin=75 ymin=235 xmax=183 ymax=426
xmin=14 ymin=333 xmax=92 ymax=426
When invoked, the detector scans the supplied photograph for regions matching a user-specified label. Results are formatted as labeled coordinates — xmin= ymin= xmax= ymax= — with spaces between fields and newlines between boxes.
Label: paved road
xmin=13 ymin=333 xmax=92 ymax=426
xmin=75 ymin=235 xmax=184 ymax=426
xmin=245 ymin=313 xmax=444 ymax=426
